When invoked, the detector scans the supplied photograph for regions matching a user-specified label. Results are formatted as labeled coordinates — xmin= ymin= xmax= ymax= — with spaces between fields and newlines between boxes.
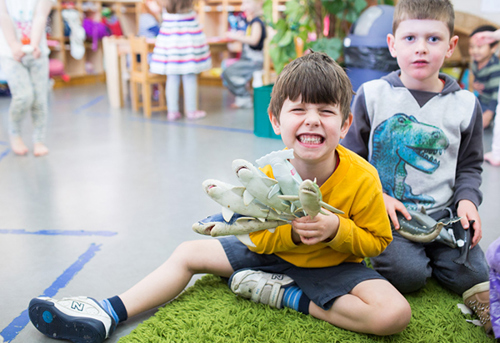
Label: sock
xmin=100 ymin=296 xmax=128 ymax=323
xmin=282 ymin=285 xmax=310 ymax=315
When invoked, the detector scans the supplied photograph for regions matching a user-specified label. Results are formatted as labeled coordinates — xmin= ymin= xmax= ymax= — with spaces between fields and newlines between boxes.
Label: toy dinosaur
xmin=202 ymin=179 xmax=296 ymax=222
xmin=195 ymin=149 xmax=344 ymax=246
xmin=232 ymin=159 xmax=289 ymax=213
xmin=396 ymin=208 xmax=475 ymax=270
xmin=192 ymin=213 xmax=286 ymax=237
xmin=279 ymin=179 xmax=344 ymax=218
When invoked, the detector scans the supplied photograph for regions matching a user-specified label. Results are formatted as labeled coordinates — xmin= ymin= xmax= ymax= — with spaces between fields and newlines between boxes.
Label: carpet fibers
xmin=118 ymin=274 xmax=494 ymax=343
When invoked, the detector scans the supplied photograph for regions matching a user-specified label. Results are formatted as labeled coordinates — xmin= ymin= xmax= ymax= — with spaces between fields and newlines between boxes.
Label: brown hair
xmin=163 ymin=0 xmax=194 ymax=13
xmin=268 ymin=52 xmax=354 ymax=124
xmin=393 ymin=0 xmax=455 ymax=37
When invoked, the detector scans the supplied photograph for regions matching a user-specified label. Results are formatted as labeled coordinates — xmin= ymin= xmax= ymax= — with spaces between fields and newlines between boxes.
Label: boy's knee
xmin=369 ymin=300 xmax=411 ymax=335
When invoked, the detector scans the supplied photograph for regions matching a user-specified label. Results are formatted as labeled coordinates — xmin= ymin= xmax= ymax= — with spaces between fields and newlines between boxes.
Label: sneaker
xmin=231 ymin=96 xmax=253 ymax=109
xmin=29 ymin=296 xmax=116 ymax=343
xmin=463 ymin=282 xmax=492 ymax=334
xmin=229 ymin=269 xmax=295 ymax=309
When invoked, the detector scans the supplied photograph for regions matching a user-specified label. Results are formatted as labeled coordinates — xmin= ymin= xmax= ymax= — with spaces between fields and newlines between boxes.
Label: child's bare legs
xmin=10 ymin=136 xmax=29 ymax=155
xmin=119 ymin=239 xmax=233 ymax=317
xmin=309 ymin=279 xmax=411 ymax=335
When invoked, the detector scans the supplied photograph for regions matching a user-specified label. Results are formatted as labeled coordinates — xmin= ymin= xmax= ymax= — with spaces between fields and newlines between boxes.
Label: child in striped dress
xmin=150 ymin=0 xmax=211 ymax=120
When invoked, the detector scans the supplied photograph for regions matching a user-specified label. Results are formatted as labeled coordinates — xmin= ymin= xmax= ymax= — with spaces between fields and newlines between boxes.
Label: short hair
xmin=393 ymin=0 xmax=455 ymax=37
xmin=268 ymin=52 xmax=354 ymax=124
xmin=470 ymin=25 xmax=499 ymax=48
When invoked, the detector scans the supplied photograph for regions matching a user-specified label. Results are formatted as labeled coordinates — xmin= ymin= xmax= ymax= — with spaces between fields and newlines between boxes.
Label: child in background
xmin=28 ymin=52 xmax=411 ymax=343
xmin=342 ymin=0 xmax=492 ymax=334
xmin=138 ymin=0 xmax=161 ymax=38
xmin=472 ymin=28 xmax=500 ymax=166
xmin=222 ymin=0 xmax=266 ymax=109
xmin=150 ymin=0 xmax=211 ymax=120
xmin=468 ymin=25 xmax=500 ymax=129
xmin=0 ymin=0 xmax=53 ymax=156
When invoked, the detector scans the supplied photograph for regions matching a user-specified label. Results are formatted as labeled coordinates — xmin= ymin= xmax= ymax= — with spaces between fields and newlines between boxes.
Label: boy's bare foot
xmin=10 ymin=136 xmax=29 ymax=155
xmin=33 ymin=142 xmax=49 ymax=157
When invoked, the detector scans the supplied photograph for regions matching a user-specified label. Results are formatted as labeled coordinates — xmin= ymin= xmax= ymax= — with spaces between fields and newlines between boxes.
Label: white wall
xmin=452 ymin=0 xmax=500 ymax=25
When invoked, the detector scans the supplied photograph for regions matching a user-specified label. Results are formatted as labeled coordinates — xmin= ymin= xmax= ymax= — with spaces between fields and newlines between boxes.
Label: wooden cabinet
xmin=48 ymin=0 xmax=140 ymax=86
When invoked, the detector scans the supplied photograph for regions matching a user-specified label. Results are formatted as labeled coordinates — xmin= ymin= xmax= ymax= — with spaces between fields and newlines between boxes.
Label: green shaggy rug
xmin=118 ymin=274 xmax=495 ymax=343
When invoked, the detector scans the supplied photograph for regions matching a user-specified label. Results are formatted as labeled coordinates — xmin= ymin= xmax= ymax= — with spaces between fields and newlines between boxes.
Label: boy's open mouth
xmin=298 ymin=134 xmax=324 ymax=145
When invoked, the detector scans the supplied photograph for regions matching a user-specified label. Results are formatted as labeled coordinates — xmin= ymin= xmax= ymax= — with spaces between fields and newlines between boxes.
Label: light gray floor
xmin=0 ymin=83 xmax=499 ymax=343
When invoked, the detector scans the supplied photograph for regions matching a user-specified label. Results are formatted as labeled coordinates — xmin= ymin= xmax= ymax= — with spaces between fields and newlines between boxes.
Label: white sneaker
xmin=229 ymin=269 xmax=295 ymax=309
xmin=29 ymin=296 xmax=116 ymax=343
xmin=234 ymin=96 xmax=253 ymax=109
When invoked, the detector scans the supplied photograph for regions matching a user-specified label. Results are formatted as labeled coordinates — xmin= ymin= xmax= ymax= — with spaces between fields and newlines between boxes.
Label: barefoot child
xmin=28 ymin=52 xmax=411 ymax=342
xmin=0 ymin=0 xmax=53 ymax=156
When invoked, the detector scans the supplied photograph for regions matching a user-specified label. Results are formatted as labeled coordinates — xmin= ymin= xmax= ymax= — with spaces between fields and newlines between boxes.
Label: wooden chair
xmin=129 ymin=36 xmax=167 ymax=118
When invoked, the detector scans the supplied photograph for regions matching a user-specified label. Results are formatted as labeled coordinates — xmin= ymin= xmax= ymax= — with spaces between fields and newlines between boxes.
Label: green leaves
xmin=307 ymin=37 xmax=343 ymax=61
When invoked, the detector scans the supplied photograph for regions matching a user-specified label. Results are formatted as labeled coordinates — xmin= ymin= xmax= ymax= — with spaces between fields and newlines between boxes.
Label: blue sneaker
xmin=29 ymin=296 xmax=116 ymax=343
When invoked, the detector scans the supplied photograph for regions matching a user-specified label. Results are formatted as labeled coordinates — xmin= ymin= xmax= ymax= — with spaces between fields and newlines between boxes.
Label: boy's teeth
xmin=300 ymin=135 xmax=322 ymax=144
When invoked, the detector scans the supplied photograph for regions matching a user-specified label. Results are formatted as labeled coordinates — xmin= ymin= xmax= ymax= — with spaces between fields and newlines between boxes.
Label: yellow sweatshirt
xmin=247 ymin=145 xmax=392 ymax=268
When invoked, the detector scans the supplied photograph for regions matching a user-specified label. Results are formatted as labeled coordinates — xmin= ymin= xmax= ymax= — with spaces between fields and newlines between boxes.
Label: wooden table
xmin=103 ymin=36 xmax=231 ymax=109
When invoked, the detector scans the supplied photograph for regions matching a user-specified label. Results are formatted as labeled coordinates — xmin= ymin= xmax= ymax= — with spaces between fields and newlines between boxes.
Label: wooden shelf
xmin=48 ymin=0 xmax=140 ymax=85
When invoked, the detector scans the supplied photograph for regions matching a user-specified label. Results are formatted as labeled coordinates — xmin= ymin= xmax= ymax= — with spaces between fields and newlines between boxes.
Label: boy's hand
xmin=472 ymin=81 xmax=484 ymax=93
xmin=457 ymin=199 xmax=482 ymax=248
xmin=471 ymin=31 xmax=500 ymax=46
xmin=291 ymin=211 xmax=339 ymax=245
xmin=225 ymin=30 xmax=243 ymax=40
xmin=383 ymin=193 xmax=411 ymax=229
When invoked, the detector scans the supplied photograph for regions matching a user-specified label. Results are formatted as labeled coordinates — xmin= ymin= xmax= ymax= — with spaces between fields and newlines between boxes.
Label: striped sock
xmin=282 ymin=285 xmax=310 ymax=314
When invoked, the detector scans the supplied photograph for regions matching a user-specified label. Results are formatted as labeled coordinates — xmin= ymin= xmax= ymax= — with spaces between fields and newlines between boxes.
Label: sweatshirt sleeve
xmin=341 ymin=85 xmax=371 ymax=160
xmin=454 ymin=98 xmax=483 ymax=208
xmin=324 ymin=172 xmax=392 ymax=258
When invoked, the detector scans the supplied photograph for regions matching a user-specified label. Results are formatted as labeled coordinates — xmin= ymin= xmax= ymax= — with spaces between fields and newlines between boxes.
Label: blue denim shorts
xmin=219 ymin=236 xmax=386 ymax=310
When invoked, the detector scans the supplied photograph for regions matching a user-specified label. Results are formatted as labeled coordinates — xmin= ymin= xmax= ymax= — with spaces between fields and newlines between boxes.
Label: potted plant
xmin=262 ymin=0 xmax=394 ymax=73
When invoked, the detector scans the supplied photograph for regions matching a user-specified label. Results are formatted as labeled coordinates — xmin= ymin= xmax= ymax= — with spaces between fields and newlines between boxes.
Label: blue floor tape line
xmin=73 ymin=95 xmax=105 ymax=114
xmin=0 ymin=243 xmax=102 ymax=342
xmin=0 ymin=229 xmax=117 ymax=236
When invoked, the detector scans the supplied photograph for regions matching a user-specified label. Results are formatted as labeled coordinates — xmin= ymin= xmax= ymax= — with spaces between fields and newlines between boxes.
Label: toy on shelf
xmin=193 ymin=149 xmax=344 ymax=247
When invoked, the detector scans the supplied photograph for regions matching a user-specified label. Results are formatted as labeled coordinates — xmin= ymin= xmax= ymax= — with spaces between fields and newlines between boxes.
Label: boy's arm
xmin=226 ymin=20 xmax=262 ymax=46
xmin=454 ymin=99 xmax=484 ymax=246
xmin=30 ymin=0 xmax=53 ymax=58
xmin=247 ymin=224 xmax=298 ymax=254
xmin=0 ymin=0 xmax=24 ymax=61
xmin=454 ymin=99 xmax=483 ymax=208
xmin=324 ymin=182 xmax=392 ymax=258
xmin=341 ymin=85 xmax=371 ymax=159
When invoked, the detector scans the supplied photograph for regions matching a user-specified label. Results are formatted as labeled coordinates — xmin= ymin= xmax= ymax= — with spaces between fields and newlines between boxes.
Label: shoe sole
xmin=29 ymin=298 xmax=106 ymax=343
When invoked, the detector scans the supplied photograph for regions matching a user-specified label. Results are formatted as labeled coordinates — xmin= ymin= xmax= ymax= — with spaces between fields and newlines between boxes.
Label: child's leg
xmin=28 ymin=56 xmax=50 ymax=156
xmin=0 ymin=57 xmax=35 ymax=155
xmin=182 ymin=73 xmax=205 ymax=119
xmin=120 ymin=239 xmax=232 ymax=317
xmin=370 ymin=231 xmax=431 ymax=293
xmin=221 ymin=59 xmax=261 ymax=108
xmin=309 ymin=279 xmax=411 ymax=335
xmin=166 ymin=74 xmax=181 ymax=120
xmin=29 ymin=239 xmax=234 ymax=342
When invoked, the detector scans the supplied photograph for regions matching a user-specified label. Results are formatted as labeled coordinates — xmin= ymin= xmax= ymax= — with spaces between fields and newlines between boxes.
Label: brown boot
xmin=463 ymin=282 xmax=492 ymax=334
